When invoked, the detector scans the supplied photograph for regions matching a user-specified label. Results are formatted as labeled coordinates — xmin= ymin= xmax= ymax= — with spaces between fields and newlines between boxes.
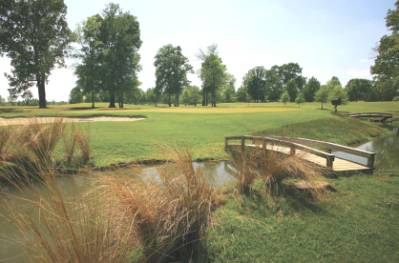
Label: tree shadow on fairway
xmin=237 ymin=186 xmax=329 ymax=218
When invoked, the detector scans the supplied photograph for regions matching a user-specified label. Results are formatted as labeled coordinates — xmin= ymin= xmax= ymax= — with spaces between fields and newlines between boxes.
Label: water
xmin=0 ymin=130 xmax=398 ymax=262
xmin=0 ymin=161 xmax=237 ymax=262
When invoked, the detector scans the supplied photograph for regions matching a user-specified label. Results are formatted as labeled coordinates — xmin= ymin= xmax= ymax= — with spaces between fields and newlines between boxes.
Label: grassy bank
xmin=207 ymin=173 xmax=399 ymax=263
xmin=0 ymin=102 xmax=397 ymax=166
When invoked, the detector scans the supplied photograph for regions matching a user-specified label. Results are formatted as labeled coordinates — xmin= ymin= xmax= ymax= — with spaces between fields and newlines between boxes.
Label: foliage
xmin=314 ymin=86 xmax=330 ymax=109
xmin=75 ymin=3 xmax=142 ymax=108
xmin=0 ymin=0 xmax=72 ymax=108
xmin=219 ymin=74 xmax=236 ymax=102
xmin=302 ymin=77 xmax=320 ymax=102
xmin=371 ymin=1 xmax=399 ymax=101
xmin=295 ymin=92 xmax=305 ymax=106
xmin=280 ymin=90 xmax=290 ymax=104
xmin=154 ymin=44 xmax=192 ymax=107
xmin=345 ymin=78 xmax=375 ymax=101
xmin=199 ymin=45 xmax=227 ymax=107
xmin=243 ymin=66 xmax=268 ymax=102
xmin=236 ymin=86 xmax=248 ymax=102
xmin=182 ymin=85 xmax=202 ymax=106
xmin=69 ymin=86 xmax=84 ymax=104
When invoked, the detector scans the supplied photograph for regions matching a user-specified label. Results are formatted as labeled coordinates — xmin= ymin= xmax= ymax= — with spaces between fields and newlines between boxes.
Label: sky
xmin=0 ymin=0 xmax=395 ymax=101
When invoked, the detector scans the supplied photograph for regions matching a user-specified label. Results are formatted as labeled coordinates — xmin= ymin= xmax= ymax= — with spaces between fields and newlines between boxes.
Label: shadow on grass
xmin=0 ymin=108 xmax=23 ymax=114
xmin=237 ymin=187 xmax=327 ymax=218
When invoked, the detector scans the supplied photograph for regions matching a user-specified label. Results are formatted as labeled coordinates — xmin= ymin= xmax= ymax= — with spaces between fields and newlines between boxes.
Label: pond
xmin=0 ymin=127 xmax=398 ymax=262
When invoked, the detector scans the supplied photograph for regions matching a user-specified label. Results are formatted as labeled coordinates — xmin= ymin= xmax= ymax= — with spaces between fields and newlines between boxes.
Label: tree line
xmin=0 ymin=0 xmax=398 ymax=108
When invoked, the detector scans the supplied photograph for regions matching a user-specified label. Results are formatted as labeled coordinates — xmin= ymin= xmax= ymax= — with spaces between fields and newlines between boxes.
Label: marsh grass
xmin=3 ymin=148 xmax=214 ymax=263
xmin=3 ymin=172 xmax=137 ymax=263
xmin=230 ymin=146 xmax=324 ymax=198
xmin=0 ymin=119 xmax=90 ymax=181
xmin=98 ymin=149 xmax=215 ymax=262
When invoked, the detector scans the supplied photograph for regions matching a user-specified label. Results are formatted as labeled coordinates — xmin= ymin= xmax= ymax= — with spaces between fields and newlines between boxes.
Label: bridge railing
xmin=270 ymin=136 xmax=375 ymax=168
xmin=225 ymin=135 xmax=336 ymax=169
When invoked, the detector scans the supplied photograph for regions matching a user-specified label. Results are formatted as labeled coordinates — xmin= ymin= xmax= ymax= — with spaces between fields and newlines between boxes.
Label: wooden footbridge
xmin=225 ymin=135 xmax=376 ymax=173
xmin=349 ymin=112 xmax=394 ymax=123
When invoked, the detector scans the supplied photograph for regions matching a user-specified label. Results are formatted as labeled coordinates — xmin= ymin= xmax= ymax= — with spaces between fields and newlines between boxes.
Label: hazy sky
xmin=0 ymin=0 xmax=395 ymax=101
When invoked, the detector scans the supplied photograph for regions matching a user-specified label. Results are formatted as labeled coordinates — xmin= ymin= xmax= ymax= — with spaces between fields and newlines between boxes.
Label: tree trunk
xmin=321 ymin=102 xmax=323 ymax=110
xmin=91 ymin=90 xmax=95 ymax=108
xmin=109 ymin=89 xmax=116 ymax=108
xmin=211 ymin=89 xmax=216 ymax=107
xmin=37 ymin=73 xmax=47 ymax=108
xmin=168 ymin=94 xmax=172 ymax=107
xmin=175 ymin=94 xmax=180 ymax=107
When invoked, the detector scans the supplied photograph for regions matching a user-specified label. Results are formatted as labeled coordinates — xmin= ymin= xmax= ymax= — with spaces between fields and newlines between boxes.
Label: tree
xmin=69 ymin=86 xmax=84 ymax=104
xmin=145 ymin=88 xmax=158 ymax=105
xmin=371 ymin=1 xmax=399 ymax=101
xmin=0 ymin=0 xmax=72 ymax=108
xmin=182 ymin=85 xmax=201 ymax=106
xmin=345 ymin=79 xmax=375 ymax=101
xmin=303 ymin=77 xmax=320 ymax=102
xmin=295 ymin=92 xmax=305 ymax=106
xmin=280 ymin=90 xmax=290 ymax=104
xmin=75 ymin=14 xmax=104 ymax=108
xmin=220 ymin=74 xmax=236 ymax=102
xmin=315 ymin=86 xmax=329 ymax=109
xmin=243 ymin=66 xmax=268 ymax=102
xmin=0 ymin=95 xmax=4 ymax=104
xmin=328 ymin=86 xmax=348 ymax=103
xmin=199 ymin=45 xmax=227 ymax=107
xmin=236 ymin=86 xmax=248 ymax=102
xmin=154 ymin=44 xmax=192 ymax=107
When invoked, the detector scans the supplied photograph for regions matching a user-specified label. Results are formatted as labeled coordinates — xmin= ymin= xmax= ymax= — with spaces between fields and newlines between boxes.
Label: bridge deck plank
xmin=243 ymin=144 xmax=371 ymax=172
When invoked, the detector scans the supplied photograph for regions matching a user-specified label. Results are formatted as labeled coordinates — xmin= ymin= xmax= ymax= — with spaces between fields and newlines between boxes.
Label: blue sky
xmin=0 ymin=0 xmax=395 ymax=101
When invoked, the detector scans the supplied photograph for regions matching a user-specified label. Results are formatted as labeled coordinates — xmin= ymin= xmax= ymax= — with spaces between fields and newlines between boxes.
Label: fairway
xmin=0 ymin=102 xmax=397 ymax=166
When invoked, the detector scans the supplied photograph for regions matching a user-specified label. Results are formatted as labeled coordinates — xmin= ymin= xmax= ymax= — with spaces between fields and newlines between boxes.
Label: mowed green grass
xmin=207 ymin=174 xmax=399 ymax=263
xmin=0 ymin=101 xmax=398 ymax=166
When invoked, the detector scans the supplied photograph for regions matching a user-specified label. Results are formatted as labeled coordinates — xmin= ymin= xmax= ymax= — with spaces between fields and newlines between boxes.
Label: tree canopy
xmin=302 ymin=77 xmax=320 ymax=102
xmin=345 ymin=79 xmax=375 ymax=101
xmin=154 ymin=44 xmax=192 ymax=106
xmin=0 ymin=0 xmax=72 ymax=108
xmin=371 ymin=1 xmax=399 ymax=101
xmin=75 ymin=3 xmax=141 ymax=108
xmin=199 ymin=45 xmax=227 ymax=107
xmin=243 ymin=66 xmax=268 ymax=102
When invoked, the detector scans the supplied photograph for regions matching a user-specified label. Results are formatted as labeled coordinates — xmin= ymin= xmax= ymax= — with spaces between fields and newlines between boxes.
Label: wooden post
xmin=262 ymin=138 xmax=266 ymax=150
xmin=241 ymin=137 xmax=245 ymax=152
xmin=367 ymin=153 xmax=375 ymax=168
xmin=225 ymin=137 xmax=228 ymax=148
xmin=290 ymin=144 xmax=296 ymax=155
xmin=326 ymin=156 xmax=334 ymax=169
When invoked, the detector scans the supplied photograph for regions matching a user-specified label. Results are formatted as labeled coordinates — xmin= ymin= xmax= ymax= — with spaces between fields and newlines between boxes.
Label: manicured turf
xmin=0 ymin=102 xmax=397 ymax=166
xmin=207 ymin=174 xmax=399 ymax=263
xmin=1 ymin=101 xmax=398 ymax=262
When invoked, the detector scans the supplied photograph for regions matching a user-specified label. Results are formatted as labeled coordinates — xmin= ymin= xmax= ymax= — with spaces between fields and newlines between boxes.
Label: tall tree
xmin=75 ymin=14 xmax=104 ymax=108
xmin=101 ymin=4 xmax=141 ymax=108
xmin=220 ymin=74 xmax=236 ymax=102
xmin=371 ymin=1 xmax=399 ymax=101
xmin=69 ymin=86 xmax=84 ymax=104
xmin=303 ymin=77 xmax=321 ymax=102
xmin=315 ymin=86 xmax=329 ymax=109
xmin=0 ymin=0 xmax=71 ymax=108
xmin=154 ymin=44 xmax=192 ymax=107
xmin=243 ymin=66 xmax=268 ymax=102
xmin=199 ymin=45 xmax=227 ymax=107
xmin=345 ymin=79 xmax=375 ymax=101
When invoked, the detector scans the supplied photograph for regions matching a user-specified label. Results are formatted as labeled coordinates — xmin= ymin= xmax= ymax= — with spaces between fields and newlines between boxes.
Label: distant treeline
xmin=0 ymin=1 xmax=398 ymax=108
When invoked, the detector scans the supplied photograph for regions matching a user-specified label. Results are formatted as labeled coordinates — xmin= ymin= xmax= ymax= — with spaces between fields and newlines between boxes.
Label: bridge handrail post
xmin=326 ymin=156 xmax=335 ymax=169
xmin=241 ymin=136 xmax=245 ymax=152
xmin=367 ymin=153 xmax=375 ymax=168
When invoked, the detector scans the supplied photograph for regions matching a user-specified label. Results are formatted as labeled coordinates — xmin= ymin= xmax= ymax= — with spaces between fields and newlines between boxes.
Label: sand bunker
xmin=0 ymin=116 xmax=145 ymax=126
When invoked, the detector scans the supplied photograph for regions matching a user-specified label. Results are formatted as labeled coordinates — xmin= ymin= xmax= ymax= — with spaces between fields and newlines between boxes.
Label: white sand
xmin=0 ymin=117 xmax=145 ymax=126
